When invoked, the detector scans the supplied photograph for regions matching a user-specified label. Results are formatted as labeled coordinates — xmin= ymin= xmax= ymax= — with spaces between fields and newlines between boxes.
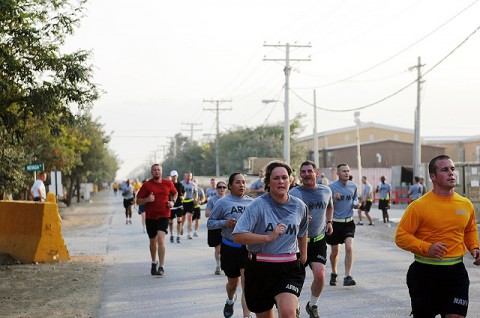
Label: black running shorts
xmin=326 ymin=220 xmax=355 ymax=246
xmin=220 ymin=242 xmax=247 ymax=278
xmin=407 ymin=261 xmax=469 ymax=317
xmin=183 ymin=201 xmax=194 ymax=214
xmin=145 ymin=218 xmax=169 ymax=239
xmin=306 ymin=237 xmax=327 ymax=266
xmin=192 ymin=206 xmax=201 ymax=220
xmin=207 ymin=229 xmax=222 ymax=247
xmin=169 ymin=207 xmax=184 ymax=219
xmin=245 ymin=258 xmax=305 ymax=313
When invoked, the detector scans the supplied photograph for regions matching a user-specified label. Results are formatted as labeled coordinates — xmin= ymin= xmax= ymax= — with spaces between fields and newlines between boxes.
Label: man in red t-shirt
xmin=136 ymin=164 xmax=178 ymax=276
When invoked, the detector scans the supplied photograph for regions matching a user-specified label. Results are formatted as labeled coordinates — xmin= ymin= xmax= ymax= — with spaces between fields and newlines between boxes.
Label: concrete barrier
xmin=0 ymin=200 xmax=70 ymax=263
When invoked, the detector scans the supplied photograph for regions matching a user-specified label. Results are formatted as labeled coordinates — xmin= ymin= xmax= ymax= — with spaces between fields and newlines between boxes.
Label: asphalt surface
xmin=64 ymin=191 xmax=480 ymax=318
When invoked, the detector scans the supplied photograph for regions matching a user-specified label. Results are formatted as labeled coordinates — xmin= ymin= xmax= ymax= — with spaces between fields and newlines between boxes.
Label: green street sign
xmin=25 ymin=163 xmax=44 ymax=172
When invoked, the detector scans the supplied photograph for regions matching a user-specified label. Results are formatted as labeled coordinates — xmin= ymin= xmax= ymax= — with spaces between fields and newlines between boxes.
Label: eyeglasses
xmin=217 ymin=186 xmax=227 ymax=189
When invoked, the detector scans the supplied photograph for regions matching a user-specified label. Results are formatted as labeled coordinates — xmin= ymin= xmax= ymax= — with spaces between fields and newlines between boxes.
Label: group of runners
xmin=126 ymin=155 xmax=479 ymax=318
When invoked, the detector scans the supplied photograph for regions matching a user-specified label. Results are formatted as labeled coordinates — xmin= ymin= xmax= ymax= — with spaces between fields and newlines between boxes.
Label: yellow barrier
xmin=0 ymin=201 xmax=70 ymax=263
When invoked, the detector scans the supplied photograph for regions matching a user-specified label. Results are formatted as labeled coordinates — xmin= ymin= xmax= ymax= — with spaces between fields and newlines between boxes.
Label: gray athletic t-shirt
xmin=233 ymin=194 xmax=308 ymax=255
xmin=181 ymin=180 xmax=197 ymax=200
xmin=207 ymin=194 xmax=253 ymax=241
xmin=328 ymin=180 xmax=358 ymax=219
xmin=377 ymin=182 xmax=391 ymax=199
xmin=206 ymin=194 xmax=222 ymax=211
xmin=289 ymin=184 xmax=332 ymax=238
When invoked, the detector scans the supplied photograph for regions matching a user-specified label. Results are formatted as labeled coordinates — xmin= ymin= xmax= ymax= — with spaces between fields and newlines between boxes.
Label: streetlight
xmin=354 ymin=111 xmax=362 ymax=192
xmin=262 ymin=99 xmax=289 ymax=164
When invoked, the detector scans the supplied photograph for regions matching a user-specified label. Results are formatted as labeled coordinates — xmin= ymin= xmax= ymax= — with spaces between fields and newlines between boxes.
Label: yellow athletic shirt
xmin=396 ymin=191 xmax=479 ymax=258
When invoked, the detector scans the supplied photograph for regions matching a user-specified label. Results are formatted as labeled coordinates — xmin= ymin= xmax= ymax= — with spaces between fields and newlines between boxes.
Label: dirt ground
xmin=0 ymin=201 xmax=109 ymax=318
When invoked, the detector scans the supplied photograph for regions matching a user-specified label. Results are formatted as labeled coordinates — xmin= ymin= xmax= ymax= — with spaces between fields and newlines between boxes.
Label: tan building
xmin=424 ymin=135 xmax=480 ymax=162
xmin=298 ymin=122 xmax=444 ymax=169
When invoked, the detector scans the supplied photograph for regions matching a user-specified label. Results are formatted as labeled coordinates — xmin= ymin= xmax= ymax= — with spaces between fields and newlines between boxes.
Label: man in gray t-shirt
xmin=327 ymin=163 xmax=359 ymax=287
xmin=289 ymin=160 xmax=333 ymax=317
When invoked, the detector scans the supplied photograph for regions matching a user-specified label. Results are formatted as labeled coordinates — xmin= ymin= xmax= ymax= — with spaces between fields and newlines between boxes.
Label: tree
xmin=160 ymin=114 xmax=307 ymax=177
xmin=0 ymin=0 xmax=103 ymax=198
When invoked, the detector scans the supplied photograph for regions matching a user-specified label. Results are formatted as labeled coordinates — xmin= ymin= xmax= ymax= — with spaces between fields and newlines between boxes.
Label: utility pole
xmin=203 ymin=99 xmax=232 ymax=177
xmin=409 ymin=57 xmax=425 ymax=180
xmin=181 ymin=122 xmax=202 ymax=141
xmin=263 ymin=42 xmax=311 ymax=165
xmin=313 ymin=90 xmax=319 ymax=169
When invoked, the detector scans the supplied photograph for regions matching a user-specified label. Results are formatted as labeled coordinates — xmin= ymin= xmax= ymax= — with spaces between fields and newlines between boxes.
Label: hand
xmin=333 ymin=193 xmax=341 ymax=201
xmin=472 ymin=249 xmax=480 ymax=266
xmin=269 ymin=223 xmax=286 ymax=242
xmin=326 ymin=223 xmax=333 ymax=235
xmin=428 ymin=242 xmax=447 ymax=259
xmin=226 ymin=218 xmax=237 ymax=229
xmin=147 ymin=192 xmax=155 ymax=203
xmin=167 ymin=201 xmax=174 ymax=208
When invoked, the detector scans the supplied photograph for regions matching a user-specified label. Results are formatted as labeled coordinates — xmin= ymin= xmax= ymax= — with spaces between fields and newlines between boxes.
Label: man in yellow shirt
xmin=396 ymin=155 xmax=480 ymax=318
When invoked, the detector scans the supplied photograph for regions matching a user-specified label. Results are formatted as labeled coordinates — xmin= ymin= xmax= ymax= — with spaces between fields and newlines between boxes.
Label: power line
xmin=290 ymin=22 xmax=480 ymax=113
xmin=294 ymin=0 xmax=479 ymax=90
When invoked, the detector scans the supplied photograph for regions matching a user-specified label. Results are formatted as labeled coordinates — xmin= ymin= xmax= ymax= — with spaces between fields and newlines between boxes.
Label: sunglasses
xmin=217 ymin=186 xmax=227 ymax=189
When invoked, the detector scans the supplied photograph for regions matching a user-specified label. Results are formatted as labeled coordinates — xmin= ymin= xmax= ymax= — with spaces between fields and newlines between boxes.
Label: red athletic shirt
xmin=137 ymin=179 xmax=177 ymax=219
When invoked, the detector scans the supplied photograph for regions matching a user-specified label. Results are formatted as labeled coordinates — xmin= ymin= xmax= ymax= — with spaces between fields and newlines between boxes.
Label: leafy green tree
xmin=63 ymin=114 xmax=119 ymax=205
xmin=0 ymin=0 xmax=104 ymax=198
xmin=160 ymin=115 xmax=306 ymax=177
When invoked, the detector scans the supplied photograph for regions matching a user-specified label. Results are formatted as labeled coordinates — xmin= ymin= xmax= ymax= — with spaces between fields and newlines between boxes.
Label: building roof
xmin=297 ymin=121 xmax=413 ymax=142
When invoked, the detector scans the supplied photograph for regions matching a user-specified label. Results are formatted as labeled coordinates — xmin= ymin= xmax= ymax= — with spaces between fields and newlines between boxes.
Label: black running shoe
xmin=305 ymin=301 xmax=319 ymax=318
xmin=343 ymin=275 xmax=356 ymax=286
xmin=330 ymin=273 xmax=337 ymax=286
xmin=150 ymin=263 xmax=157 ymax=276
xmin=157 ymin=266 xmax=164 ymax=276
xmin=223 ymin=302 xmax=234 ymax=318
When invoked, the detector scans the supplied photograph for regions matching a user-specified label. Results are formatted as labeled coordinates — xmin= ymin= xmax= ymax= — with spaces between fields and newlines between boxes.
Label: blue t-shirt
xmin=207 ymin=194 xmax=254 ymax=241
xmin=328 ymin=180 xmax=358 ymax=219
xmin=289 ymin=185 xmax=332 ymax=238
xmin=233 ymin=194 xmax=308 ymax=254
xmin=362 ymin=182 xmax=373 ymax=201
xmin=205 ymin=187 xmax=217 ymax=200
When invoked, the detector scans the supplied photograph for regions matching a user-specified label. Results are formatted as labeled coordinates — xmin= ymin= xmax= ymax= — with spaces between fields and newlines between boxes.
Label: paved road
xmin=64 ymin=191 xmax=480 ymax=318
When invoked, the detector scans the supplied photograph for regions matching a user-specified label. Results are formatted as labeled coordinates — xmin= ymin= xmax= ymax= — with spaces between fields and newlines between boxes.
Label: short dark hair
xmin=337 ymin=163 xmax=348 ymax=170
xmin=264 ymin=161 xmax=292 ymax=192
xmin=300 ymin=160 xmax=316 ymax=170
xmin=414 ymin=176 xmax=419 ymax=182
xmin=428 ymin=155 xmax=451 ymax=175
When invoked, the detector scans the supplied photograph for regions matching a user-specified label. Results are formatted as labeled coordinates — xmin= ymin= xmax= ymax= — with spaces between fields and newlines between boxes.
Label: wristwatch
xmin=326 ymin=220 xmax=332 ymax=224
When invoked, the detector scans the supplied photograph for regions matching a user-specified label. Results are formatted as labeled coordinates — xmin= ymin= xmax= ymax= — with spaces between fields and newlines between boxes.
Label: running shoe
xmin=368 ymin=223 xmax=375 ymax=226
xmin=296 ymin=305 xmax=300 ymax=318
xmin=215 ymin=266 xmax=221 ymax=275
xmin=329 ymin=273 xmax=337 ymax=286
xmin=150 ymin=263 xmax=157 ymax=276
xmin=180 ymin=228 xmax=184 ymax=235
xmin=356 ymin=221 xmax=363 ymax=225
xmin=305 ymin=301 xmax=319 ymax=318
xmin=128 ymin=219 xmax=132 ymax=224
xmin=170 ymin=236 xmax=174 ymax=243
xmin=193 ymin=232 xmax=198 ymax=237
xmin=125 ymin=219 xmax=128 ymax=225
xmin=223 ymin=302 xmax=234 ymax=318
xmin=343 ymin=275 xmax=356 ymax=286
xmin=177 ymin=237 xmax=181 ymax=243
xmin=157 ymin=266 xmax=164 ymax=276
xmin=187 ymin=234 xmax=193 ymax=239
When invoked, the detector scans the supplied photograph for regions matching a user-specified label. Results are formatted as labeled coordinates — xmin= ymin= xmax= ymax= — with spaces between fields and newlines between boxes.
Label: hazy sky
xmin=64 ymin=0 xmax=480 ymax=180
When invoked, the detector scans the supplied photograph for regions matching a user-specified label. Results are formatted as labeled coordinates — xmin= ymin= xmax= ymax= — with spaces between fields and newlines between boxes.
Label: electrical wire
xmin=290 ymin=22 xmax=480 ymax=112
xmin=294 ymin=0 xmax=479 ymax=90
